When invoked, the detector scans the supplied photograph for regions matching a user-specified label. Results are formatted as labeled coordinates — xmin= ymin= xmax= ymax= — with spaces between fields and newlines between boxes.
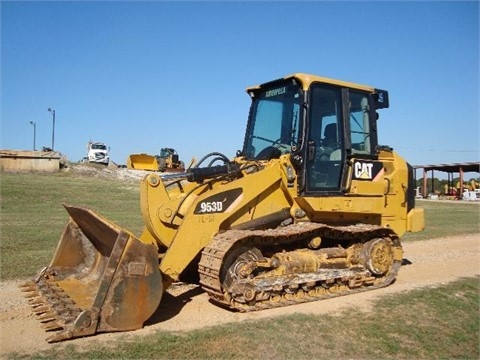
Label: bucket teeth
xmin=28 ymin=297 xmax=45 ymax=306
xmin=21 ymin=276 xmax=85 ymax=343
xmin=39 ymin=316 xmax=58 ymax=324
xmin=46 ymin=330 xmax=74 ymax=343
xmin=19 ymin=280 xmax=37 ymax=290
xmin=42 ymin=320 xmax=65 ymax=331
xmin=31 ymin=301 xmax=47 ymax=309
xmin=38 ymin=312 xmax=57 ymax=322
xmin=23 ymin=291 xmax=40 ymax=298
xmin=33 ymin=305 xmax=51 ymax=314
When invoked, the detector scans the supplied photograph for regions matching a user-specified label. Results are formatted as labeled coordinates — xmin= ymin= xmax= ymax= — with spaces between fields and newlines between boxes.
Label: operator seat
xmin=322 ymin=123 xmax=337 ymax=148
xmin=317 ymin=123 xmax=338 ymax=161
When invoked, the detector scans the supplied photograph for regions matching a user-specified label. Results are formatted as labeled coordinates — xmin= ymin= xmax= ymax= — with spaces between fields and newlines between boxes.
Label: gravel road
xmin=1 ymin=233 xmax=479 ymax=356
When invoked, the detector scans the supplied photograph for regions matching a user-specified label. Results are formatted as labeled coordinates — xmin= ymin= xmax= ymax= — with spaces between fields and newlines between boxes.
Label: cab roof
xmin=246 ymin=73 xmax=376 ymax=93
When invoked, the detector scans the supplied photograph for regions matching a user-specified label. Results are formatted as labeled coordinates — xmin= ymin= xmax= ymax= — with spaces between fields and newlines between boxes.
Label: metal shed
xmin=413 ymin=162 xmax=480 ymax=198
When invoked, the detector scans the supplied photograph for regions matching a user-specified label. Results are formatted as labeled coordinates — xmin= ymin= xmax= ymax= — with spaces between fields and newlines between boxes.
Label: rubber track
xmin=198 ymin=222 xmax=401 ymax=311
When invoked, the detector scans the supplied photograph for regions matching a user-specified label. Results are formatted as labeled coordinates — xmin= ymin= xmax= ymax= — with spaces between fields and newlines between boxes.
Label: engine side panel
xmin=293 ymin=151 xmax=424 ymax=237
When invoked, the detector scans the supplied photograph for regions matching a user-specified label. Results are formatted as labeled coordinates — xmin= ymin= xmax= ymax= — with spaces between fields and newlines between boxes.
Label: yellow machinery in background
xmin=22 ymin=73 xmax=424 ymax=342
xmin=126 ymin=153 xmax=159 ymax=171
xmin=126 ymin=148 xmax=185 ymax=172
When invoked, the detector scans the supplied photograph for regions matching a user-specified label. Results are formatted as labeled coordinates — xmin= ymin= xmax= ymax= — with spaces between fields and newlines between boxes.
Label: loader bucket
xmin=126 ymin=153 xmax=160 ymax=171
xmin=20 ymin=205 xmax=163 ymax=343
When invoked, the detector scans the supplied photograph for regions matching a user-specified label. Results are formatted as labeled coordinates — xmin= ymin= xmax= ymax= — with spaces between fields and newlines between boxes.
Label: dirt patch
xmin=63 ymin=164 xmax=155 ymax=183
xmin=1 ymin=234 xmax=478 ymax=356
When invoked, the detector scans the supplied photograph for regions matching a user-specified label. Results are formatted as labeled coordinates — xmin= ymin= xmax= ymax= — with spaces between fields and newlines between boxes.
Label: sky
xmin=1 ymin=1 xmax=479 ymax=171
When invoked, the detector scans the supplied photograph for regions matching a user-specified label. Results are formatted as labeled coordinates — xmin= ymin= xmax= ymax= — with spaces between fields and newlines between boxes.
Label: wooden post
xmin=423 ymin=168 xmax=428 ymax=198
xmin=459 ymin=167 xmax=464 ymax=200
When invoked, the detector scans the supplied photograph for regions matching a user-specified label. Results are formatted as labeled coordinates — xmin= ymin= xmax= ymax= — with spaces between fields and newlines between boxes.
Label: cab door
xmin=304 ymin=84 xmax=345 ymax=194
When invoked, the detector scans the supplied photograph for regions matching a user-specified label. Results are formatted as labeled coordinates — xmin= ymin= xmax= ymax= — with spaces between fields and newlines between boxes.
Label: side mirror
xmin=373 ymin=89 xmax=389 ymax=109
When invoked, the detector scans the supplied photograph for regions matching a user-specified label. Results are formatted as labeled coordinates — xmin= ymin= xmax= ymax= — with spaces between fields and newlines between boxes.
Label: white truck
xmin=86 ymin=141 xmax=109 ymax=165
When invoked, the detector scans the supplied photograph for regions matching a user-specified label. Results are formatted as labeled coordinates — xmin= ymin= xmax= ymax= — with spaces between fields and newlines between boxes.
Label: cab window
xmin=349 ymin=91 xmax=373 ymax=155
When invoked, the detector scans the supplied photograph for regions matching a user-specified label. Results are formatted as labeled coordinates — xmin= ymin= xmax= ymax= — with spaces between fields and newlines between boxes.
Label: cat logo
xmin=352 ymin=161 xmax=384 ymax=181
xmin=354 ymin=162 xmax=373 ymax=179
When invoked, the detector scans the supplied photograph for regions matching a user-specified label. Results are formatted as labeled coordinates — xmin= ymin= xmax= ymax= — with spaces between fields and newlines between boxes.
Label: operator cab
xmin=242 ymin=73 xmax=389 ymax=195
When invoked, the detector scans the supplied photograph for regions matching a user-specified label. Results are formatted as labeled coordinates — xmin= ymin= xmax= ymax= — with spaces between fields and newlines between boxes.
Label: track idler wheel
xmin=221 ymin=246 xmax=262 ymax=304
xmin=360 ymin=238 xmax=394 ymax=276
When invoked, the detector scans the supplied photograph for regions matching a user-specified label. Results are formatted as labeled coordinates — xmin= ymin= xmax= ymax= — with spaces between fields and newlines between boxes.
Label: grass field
xmin=1 ymin=170 xmax=479 ymax=359
xmin=1 ymin=171 xmax=478 ymax=280
xmin=1 ymin=171 xmax=143 ymax=279
xmin=403 ymin=199 xmax=480 ymax=241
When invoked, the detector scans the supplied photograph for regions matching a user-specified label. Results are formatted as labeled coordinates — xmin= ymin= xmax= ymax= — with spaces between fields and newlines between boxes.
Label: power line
xmin=394 ymin=146 xmax=478 ymax=153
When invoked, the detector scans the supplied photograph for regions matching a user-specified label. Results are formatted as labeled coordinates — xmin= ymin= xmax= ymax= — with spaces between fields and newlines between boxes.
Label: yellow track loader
xmin=21 ymin=73 xmax=424 ymax=342
xmin=126 ymin=148 xmax=185 ymax=172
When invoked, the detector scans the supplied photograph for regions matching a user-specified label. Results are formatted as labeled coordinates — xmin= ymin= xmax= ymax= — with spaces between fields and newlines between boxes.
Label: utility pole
xmin=29 ymin=121 xmax=36 ymax=151
xmin=48 ymin=108 xmax=56 ymax=150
